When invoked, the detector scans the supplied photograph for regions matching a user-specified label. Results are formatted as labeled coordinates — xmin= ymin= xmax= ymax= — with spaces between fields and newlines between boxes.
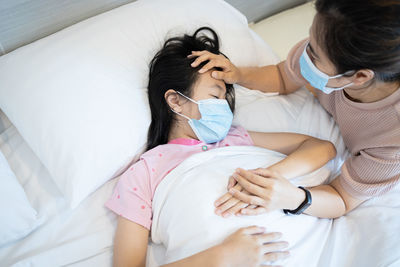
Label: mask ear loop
xmin=171 ymin=108 xmax=191 ymax=121
xmin=176 ymin=91 xmax=199 ymax=104
xmin=169 ymin=90 xmax=197 ymax=121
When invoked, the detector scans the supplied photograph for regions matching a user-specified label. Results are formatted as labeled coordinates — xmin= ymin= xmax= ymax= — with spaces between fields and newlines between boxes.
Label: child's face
xmin=182 ymin=70 xmax=227 ymax=120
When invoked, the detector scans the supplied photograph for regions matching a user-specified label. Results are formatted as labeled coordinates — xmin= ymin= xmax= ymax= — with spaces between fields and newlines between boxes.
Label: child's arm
xmin=113 ymin=217 xmax=149 ymax=267
xmin=113 ymin=217 xmax=289 ymax=267
xmin=248 ymin=131 xmax=337 ymax=179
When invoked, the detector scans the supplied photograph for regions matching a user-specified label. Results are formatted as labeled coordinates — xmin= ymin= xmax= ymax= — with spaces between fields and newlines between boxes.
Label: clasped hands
xmin=214 ymin=168 xmax=302 ymax=217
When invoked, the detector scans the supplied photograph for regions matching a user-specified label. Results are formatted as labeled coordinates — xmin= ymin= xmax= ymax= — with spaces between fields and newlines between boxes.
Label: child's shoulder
xmin=139 ymin=143 xmax=173 ymax=161
xmin=224 ymin=125 xmax=253 ymax=146
xmin=227 ymin=125 xmax=249 ymax=136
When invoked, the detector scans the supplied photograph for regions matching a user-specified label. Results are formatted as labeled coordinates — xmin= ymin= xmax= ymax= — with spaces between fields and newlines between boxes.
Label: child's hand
xmin=188 ymin=50 xmax=241 ymax=84
xmin=218 ymin=225 xmax=290 ymax=267
xmin=214 ymin=176 xmax=258 ymax=217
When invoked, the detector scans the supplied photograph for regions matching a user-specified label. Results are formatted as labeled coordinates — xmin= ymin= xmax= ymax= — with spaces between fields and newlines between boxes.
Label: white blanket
xmin=147 ymin=145 xmax=400 ymax=267
xmin=149 ymin=146 xmax=334 ymax=266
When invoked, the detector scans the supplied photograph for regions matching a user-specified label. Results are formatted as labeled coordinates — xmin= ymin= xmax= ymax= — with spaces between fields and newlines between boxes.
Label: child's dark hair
xmin=146 ymin=27 xmax=235 ymax=151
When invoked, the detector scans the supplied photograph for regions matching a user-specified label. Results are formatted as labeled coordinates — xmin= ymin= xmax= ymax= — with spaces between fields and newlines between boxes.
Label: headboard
xmin=0 ymin=0 xmax=308 ymax=56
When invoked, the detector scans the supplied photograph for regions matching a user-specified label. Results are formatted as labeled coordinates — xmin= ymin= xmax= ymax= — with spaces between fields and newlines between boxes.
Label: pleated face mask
xmin=299 ymin=42 xmax=354 ymax=94
xmin=172 ymin=91 xmax=233 ymax=144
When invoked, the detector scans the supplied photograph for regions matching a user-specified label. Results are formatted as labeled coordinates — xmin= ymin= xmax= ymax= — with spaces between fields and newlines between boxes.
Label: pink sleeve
xmin=105 ymin=160 xmax=153 ymax=230
xmin=284 ymin=38 xmax=309 ymax=87
xmin=339 ymin=147 xmax=400 ymax=198
xmin=223 ymin=125 xmax=254 ymax=146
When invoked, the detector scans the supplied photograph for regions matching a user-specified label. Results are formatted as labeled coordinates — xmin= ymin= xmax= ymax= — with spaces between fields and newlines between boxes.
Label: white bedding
xmin=2 ymin=84 xmax=399 ymax=267
xmin=149 ymin=146 xmax=333 ymax=266
xmin=149 ymin=145 xmax=400 ymax=267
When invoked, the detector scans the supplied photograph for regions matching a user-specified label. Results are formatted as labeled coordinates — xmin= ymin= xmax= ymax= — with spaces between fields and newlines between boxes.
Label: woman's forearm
xmin=267 ymin=138 xmax=337 ymax=179
xmin=237 ymin=65 xmax=284 ymax=94
xmin=291 ymin=178 xmax=366 ymax=218
xmin=303 ymin=184 xmax=346 ymax=218
xmin=237 ymin=61 xmax=302 ymax=95
xmin=160 ymin=244 xmax=224 ymax=267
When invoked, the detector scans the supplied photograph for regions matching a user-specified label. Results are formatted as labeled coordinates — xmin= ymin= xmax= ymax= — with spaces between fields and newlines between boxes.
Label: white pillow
xmin=0 ymin=0 xmax=279 ymax=208
xmin=0 ymin=150 xmax=43 ymax=245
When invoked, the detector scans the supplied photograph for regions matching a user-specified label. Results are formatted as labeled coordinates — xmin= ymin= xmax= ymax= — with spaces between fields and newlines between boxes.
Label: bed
xmin=0 ymin=0 xmax=399 ymax=266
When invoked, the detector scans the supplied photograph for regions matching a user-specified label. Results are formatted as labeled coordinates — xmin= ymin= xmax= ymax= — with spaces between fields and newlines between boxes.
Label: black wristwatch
xmin=283 ymin=186 xmax=312 ymax=215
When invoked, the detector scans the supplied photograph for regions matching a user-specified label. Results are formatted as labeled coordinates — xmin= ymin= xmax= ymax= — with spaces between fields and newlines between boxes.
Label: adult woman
xmin=191 ymin=0 xmax=400 ymax=218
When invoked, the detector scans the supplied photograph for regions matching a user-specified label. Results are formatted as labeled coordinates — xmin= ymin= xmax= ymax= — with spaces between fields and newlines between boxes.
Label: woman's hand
xmin=188 ymin=50 xmax=241 ymax=84
xmin=214 ymin=176 xmax=258 ymax=217
xmin=228 ymin=168 xmax=305 ymax=215
xmin=218 ymin=225 xmax=290 ymax=267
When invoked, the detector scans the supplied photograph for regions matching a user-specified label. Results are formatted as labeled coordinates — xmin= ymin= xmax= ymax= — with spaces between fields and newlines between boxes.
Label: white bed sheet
xmin=0 ymin=109 xmax=117 ymax=266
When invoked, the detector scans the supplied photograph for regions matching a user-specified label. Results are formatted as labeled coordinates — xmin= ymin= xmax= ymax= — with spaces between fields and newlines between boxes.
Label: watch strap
xmin=283 ymin=186 xmax=312 ymax=215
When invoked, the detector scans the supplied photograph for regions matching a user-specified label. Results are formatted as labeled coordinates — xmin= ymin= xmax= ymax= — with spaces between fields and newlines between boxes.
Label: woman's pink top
xmin=105 ymin=126 xmax=254 ymax=230
xmin=285 ymin=39 xmax=400 ymax=198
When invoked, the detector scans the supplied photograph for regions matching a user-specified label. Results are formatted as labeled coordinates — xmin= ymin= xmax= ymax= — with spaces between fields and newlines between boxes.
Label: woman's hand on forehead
xmin=188 ymin=50 xmax=241 ymax=84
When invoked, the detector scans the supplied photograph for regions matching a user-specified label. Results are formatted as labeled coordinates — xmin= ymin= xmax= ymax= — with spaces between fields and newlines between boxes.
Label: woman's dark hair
xmin=146 ymin=27 xmax=235 ymax=151
xmin=314 ymin=0 xmax=400 ymax=82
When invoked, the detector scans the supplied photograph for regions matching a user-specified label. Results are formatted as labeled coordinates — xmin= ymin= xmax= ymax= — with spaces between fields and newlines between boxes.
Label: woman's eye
xmin=212 ymin=95 xmax=219 ymax=99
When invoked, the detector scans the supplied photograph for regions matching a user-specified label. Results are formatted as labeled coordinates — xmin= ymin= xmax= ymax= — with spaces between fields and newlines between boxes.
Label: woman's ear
xmin=165 ymin=89 xmax=183 ymax=113
xmin=352 ymin=69 xmax=375 ymax=86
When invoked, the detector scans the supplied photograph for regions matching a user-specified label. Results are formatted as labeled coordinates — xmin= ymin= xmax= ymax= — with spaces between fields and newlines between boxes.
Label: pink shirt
xmin=285 ymin=39 xmax=400 ymax=198
xmin=105 ymin=126 xmax=254 ymax=230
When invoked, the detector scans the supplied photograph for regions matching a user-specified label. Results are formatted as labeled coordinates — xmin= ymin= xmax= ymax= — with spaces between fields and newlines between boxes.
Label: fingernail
xmin=241 ymin=209 xmax=247 ymax=214
xmin=198 ymin=68 xmax=205 ymax=73
xmin=191 ymin=63 xmax=195 ymax=66
xmin=229 ymin=189 xmax=235 ymax=194
xmin=211 ymin=72 xmax=217 ymax=78
xmin=215 ymin=209 xmax=221 ymax=215
xmin=222 ymin=213 xmax=231 ymax=218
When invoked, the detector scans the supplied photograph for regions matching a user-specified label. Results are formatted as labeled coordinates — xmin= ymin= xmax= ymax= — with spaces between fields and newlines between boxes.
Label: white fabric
xmin=0 ymin=150 xmax=43 ymax=245
xmin=0 ymin=0 xmax=278 ymax=208
xmin=149 ymin=145 xmax=400 ymax=267
xmin=0 ymin=177 xmax=118 ymax=267
xmin=150 ymin=146 xmax=333 ymax=266
xmin=0 ymin=110 xmax=65 ymax=226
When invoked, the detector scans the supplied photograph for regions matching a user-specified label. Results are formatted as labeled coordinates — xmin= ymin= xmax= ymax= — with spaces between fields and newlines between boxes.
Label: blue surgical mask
xmin=172 ymin=91 xmax=233 ymax=144
xmin=299 ymin=42 xmax=354 ymax=94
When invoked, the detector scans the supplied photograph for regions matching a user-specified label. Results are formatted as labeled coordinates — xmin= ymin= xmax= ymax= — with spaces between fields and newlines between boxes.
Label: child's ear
xmin=165 ymin=89 xmax=183 ymax=113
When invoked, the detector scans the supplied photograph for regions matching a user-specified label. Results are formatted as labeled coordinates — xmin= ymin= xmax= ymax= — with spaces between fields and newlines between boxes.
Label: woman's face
xmin=308 ymin=15 xmax=355 ymax=89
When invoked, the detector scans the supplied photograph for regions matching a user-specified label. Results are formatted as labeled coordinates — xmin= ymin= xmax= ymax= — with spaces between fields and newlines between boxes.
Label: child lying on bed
xmin=105 ymin=27 xmax=336 ymax=267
